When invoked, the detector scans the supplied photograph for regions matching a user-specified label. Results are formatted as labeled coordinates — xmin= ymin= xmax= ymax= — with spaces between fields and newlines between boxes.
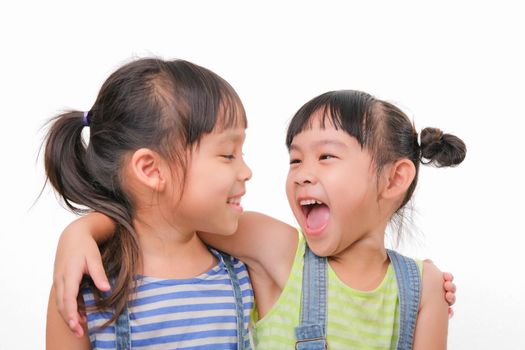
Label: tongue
xmin=306 ymin=205 xmax=330 ymax=230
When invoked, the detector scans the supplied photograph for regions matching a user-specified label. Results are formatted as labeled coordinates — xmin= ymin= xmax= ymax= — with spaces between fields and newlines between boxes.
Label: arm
xmin=413 ymin=261 xmax=449 ymax=350
xmin=200 ymin=212 xmax=299 ymax=318
xmin=46 ymin=286 xmax=91 ymax=350
xmin=53 ymin=210 xmax=298 ymax=335
xmin=53 ymin=212 xmax=115 ymax=337
xmin=199 ymin=211 xmax=298 ymax=288
xmin=55 ymin=211 xmax=457 ymax=336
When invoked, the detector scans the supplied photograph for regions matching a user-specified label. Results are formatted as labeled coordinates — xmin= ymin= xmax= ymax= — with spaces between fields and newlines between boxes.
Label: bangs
xmin=213 ymin=88 xmax=247 ymax=132
xmin=169 ymin=61 xmax=247 ymax=145
xmin=286 ymin=90 xmax=376 ymax=149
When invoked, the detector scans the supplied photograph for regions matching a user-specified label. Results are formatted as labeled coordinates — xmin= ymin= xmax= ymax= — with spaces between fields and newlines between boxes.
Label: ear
xmin=380 ymin=159 xmax=416 ymax=200
xmin=129 ymin=148 xmax=167 ymax=192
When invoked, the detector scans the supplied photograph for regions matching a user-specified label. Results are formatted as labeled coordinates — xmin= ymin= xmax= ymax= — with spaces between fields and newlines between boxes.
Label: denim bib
xmin=295 ymin=246 xmax=421 ymax=350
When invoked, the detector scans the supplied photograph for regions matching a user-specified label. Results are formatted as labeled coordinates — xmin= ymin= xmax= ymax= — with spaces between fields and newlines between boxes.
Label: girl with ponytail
xmin=45 ymin=58 xmax=254 ymax=349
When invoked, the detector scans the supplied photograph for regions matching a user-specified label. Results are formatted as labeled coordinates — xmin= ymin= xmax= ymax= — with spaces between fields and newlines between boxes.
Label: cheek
xmin=330 ymin=171 xmax=370 ymax=209
xmin=285 ymin=174 xmax=295 ymax=206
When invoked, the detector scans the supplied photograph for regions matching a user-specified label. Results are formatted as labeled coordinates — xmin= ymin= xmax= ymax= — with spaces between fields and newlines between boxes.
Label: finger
xmin=423 ymin=258 xmax=434 ymax=264
xmin=69 ymin=319 xmax=85 ymax=337
xmin=86 ymin=253 xmax=111 ymax=292
xmin=446 ymin=291 xmax=456 ymax=306
xmin=62 ymin=271 xmax=82 ymax=334
xmin=443 ymin=272 xmax=454 ymax=282
xmin=56 ymin=276 xmax=84 ymax=338
xmin=60 ymin=278 xmax=82 ymax=333
xmin=54 ymin=264 xmax=83 ymax=337
xmin=448 ymin=307 xmax=454 ymax=319
xmin=53 ymin=275 xmax=65 ymax=320
xmin=444 ymin=281 xmax=457 ymax=293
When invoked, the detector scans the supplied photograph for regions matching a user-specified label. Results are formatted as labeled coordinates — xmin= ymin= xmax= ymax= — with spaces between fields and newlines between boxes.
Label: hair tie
xmin=83 ymin=111 xmax=90 ymax=127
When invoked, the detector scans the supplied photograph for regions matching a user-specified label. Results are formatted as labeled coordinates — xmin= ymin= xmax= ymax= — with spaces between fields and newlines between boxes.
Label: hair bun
xmin=420 ymin=127 xmax=466 ymax=167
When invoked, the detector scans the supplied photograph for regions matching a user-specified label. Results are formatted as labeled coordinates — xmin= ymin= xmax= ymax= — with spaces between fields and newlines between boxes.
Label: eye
xmin=221 ymin=155 xmax=235 ymax=160
xmin=289 ymin=159 xmax=301 ymax=165
xmin=319 ymin=154 xmax=336 ymax=161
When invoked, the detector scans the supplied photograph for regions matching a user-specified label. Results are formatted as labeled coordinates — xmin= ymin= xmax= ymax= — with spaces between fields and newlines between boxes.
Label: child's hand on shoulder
xmin=53 ymin=213 xmax=112 ymax=337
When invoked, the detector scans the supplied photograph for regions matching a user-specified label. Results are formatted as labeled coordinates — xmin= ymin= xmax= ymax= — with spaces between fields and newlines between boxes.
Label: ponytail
xmin=44 ymin=110 xmax=139 ymax=327
xmin=45 ymin=111 xmax=94 ymax=213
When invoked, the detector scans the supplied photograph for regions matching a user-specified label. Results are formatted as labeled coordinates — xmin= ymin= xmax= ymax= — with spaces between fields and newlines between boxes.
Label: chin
xmin=302 ymin=236 xmax=335 ymax=257
xmin=221 ymin=222 xmax=239 ymax=236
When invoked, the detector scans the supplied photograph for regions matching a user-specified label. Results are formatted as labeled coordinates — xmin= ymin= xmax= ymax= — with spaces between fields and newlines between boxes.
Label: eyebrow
xmin=217 ymin=130 xmax=246 ymax=144
xmin=289 ymin=139 xmax=347 ymax=151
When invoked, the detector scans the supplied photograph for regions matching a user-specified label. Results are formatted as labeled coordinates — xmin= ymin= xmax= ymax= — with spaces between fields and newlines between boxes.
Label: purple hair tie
xmin=83 ymin=111 xmax=90 ymax=127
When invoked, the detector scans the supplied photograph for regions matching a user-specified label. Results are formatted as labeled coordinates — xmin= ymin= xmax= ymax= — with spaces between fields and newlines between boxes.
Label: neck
xmin=328 ymin=224 xmax=390 ymax=291
xmin=132 ymin=214 xmax=216 ymax=279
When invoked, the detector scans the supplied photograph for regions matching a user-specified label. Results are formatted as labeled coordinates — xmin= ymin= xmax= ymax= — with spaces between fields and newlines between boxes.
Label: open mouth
xmin=300 ymin=199 xmax=330 ymax=232
xmin=227 ymin=195 xmax=244 ymax=212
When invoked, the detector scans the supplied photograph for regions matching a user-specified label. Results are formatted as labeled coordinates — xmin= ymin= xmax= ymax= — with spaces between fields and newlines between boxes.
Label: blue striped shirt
xmin=82 ymin=251 xmax=254 ymax=349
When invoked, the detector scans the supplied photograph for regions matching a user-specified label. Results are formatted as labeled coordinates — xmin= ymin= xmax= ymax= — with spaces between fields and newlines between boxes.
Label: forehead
xmin=206 ymin=126 xmax=246 ymax=144
xmin=289 ymin=124 xmax=358 ymax=152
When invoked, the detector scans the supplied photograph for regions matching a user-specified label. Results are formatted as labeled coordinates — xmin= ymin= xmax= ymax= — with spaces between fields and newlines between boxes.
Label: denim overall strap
xmin=294 ymin=244 xmax=328 ymax=350
xmin=386 ymin=249 xmax=422 ymax=350
xmin=219 ymin=252 xmax=249 ymax=350
xmin=114 ymin=301 xmax=131 ymax=350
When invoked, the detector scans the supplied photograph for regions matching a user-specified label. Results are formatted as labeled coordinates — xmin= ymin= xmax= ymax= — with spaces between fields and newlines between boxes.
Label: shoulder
xmin=412 ymin=261 xmax=449 ymax=349
xmin=422 ymin=260 xmax=443 ymax=288
xmin=421 ymin=260 xmax=447 ymax=308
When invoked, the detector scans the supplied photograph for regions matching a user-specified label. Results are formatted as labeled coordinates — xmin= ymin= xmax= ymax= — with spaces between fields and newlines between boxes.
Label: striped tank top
xmin=251 ymin=233 xmax=423 ymax=349
xmin=82 ymin=249 xmax=254 ymax=349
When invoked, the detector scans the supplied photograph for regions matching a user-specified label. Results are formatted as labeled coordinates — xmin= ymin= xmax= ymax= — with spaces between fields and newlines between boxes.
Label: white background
xmin=1 ymin=1 xmax=524 ymax=349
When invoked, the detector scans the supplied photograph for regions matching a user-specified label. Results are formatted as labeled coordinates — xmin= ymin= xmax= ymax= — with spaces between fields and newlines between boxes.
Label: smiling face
xmin=286 ymin=117 xmax=384 ymax=257
xmin=170 ymin=126 xmax=252 ymax=235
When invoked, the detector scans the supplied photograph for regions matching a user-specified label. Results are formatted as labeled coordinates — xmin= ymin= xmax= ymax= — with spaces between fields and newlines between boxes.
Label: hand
xmin=53 ymin=220 xmax=110 ymax=337
xmin=443 ymin=271 xmax=456 ymax=318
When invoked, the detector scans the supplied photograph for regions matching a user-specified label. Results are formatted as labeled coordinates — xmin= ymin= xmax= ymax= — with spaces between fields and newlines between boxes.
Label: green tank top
xmin=250 ymin=233 xmax=423 ymax=349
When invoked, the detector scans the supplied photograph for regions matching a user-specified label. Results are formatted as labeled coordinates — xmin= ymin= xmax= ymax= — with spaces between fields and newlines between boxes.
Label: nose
xmin=293 ymin=168 xmax=316 ymax=186
xmin=239 ymin=158 xmax=252 ymax=182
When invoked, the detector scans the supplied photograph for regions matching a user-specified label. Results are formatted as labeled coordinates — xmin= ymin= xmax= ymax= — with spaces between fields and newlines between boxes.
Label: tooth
xmin=301 ymin=199 xmax=320 ymax=206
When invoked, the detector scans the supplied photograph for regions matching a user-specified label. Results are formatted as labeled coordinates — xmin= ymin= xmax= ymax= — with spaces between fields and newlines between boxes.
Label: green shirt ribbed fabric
xmin=251 ymin=232 xmax=423 ymax=350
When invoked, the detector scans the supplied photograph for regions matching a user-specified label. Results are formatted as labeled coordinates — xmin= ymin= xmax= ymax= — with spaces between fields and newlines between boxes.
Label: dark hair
xmin=286 ymin=89 xmax=466 ymax=215
xmin=44 ymin=58 xmax=246 ymax=326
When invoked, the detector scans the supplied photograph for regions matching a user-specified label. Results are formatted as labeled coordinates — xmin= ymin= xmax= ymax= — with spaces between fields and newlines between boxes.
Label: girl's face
xmin=286 ymin=116 xmax=382 ymax=257
xmin=172 ymin=126 xmax=252 ymax=235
